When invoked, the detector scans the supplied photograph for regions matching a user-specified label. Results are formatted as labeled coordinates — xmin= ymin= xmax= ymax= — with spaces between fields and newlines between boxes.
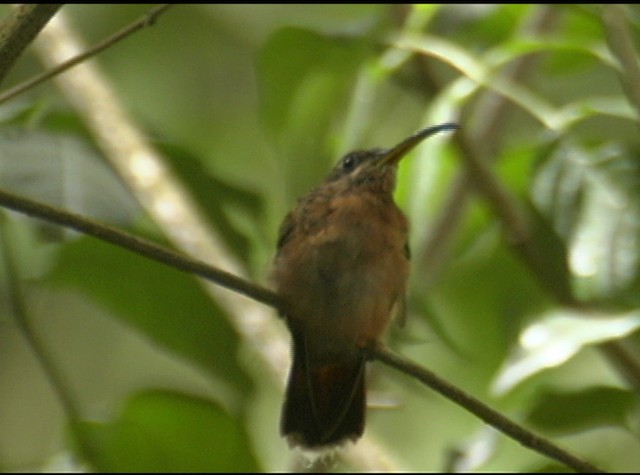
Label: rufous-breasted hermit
xmin=273 ymin=123 xmax=458 ymax=449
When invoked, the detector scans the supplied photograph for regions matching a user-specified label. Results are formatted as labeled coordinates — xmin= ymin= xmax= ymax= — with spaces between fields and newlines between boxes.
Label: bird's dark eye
xmin=342 ymin=155 xmax=356 ymax=172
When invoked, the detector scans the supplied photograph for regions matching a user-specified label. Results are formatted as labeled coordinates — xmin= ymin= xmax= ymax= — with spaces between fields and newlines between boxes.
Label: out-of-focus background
xmin=1 ymin=4 xmax=640 ymax=472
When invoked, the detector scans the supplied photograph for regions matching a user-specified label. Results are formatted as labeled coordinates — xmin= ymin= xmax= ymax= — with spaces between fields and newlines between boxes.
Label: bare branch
xmin=0 ymin=4 xmax=62 ymax=85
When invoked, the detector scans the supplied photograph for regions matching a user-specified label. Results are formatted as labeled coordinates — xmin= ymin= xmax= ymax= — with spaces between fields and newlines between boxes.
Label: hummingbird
xmin=273 ymin=123 xmax=458 ymax=449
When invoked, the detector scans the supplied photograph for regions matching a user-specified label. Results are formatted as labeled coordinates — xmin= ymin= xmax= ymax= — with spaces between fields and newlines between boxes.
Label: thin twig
xmin=367 ymin=343 xmax=606 ymax=473
xmin=0 ymin=4 xmax=62 ymax=85
xmin=0 ymin=4 xmax=172 ymax=104
xmin=0 ymin=187 xmax=281 ymax=310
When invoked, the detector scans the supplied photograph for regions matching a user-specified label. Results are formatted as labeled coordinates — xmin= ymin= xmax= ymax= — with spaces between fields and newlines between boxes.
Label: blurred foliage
xmin=73 ymin=390 xmax=259 ymax=472
xmin=1 ymin=3 xmax=640 ymax=472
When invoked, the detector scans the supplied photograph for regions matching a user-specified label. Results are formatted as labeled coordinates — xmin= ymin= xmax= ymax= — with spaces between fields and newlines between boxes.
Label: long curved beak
xmin=378 ymin=122 xmax=458 ymax=166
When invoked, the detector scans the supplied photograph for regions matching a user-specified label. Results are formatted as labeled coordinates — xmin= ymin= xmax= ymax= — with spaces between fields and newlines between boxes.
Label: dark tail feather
xmin=281 ymin=335 xmax=366 ymax=449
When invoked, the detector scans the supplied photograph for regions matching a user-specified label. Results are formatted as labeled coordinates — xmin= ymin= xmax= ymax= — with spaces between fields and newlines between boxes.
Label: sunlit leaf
xmin=532 ymin=140 xmax=640 ymax=301
xmin=492 ymin=308 xmax=640 ymax=394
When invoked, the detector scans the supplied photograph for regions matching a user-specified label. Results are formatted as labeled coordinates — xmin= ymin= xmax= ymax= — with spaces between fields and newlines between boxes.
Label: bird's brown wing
xmin=276 ymin=211 xmax=295 ymax=252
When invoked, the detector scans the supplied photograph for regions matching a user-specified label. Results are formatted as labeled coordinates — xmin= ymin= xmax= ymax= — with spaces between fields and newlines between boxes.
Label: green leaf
xmin=525 ymin=386 xmax=637 ymax=434
xmin=432 ymin=5 xmax=533 ymax=51
xmin=49 ymin=236 xmax=253 ymax=399
xmin=257 ymin=27 xmax=374 ymax=198
xmin=73 ymin=389 xmax=260 ymax=472
xmin=427 ymin=230 xmax=552 ymax=372
xmin=157 ymin=142 xmax=265 ymax=267
xmin=397 ymin=34 xmax=563 ymax=130
xmin=257 ymin=27 xmax=373 ymax=141
xmin=532 ymin=140 xmax=640 ymax=302
xmin=521 ymin=199 xmax=574 ymax=304
xmin=0 ymin=128 xmax=140 ymax=226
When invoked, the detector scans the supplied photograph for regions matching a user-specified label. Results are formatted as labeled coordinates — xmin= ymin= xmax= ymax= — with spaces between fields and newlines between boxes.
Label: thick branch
xmin=0 ymin=4 xmax=62 ymax=85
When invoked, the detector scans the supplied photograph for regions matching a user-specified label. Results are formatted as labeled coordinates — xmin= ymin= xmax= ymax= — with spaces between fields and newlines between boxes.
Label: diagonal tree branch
xmin=0 ymin=4 xmax=62 ymax=85
xmin=0 ymin=187 xmax=280 ymax=309
xmin=367 ymin=343 xmax=605 ymax=473
xmin=0 ymin=186 xmax=606 ymax=473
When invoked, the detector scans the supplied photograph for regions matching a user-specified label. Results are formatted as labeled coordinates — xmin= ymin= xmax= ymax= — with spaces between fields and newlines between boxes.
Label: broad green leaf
xmin=550 ymin=5 xmax=608 ymax=61
xmin=432 ymin=5 xmax=532 ymax=51
xmin=0 ymin=213 xmax=59 ymax=281
xmin=49 ymin=236 xmax=253 ymax=399
xmin=525 ymin=386 xmax=637 ymax=434
xmin=427 ymin=230 xmax=552 ymax=371
xmin=492 ymin=308 xmax=640 ymax=394
xmin=73 ymin=389 xmax=259 ymax=472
